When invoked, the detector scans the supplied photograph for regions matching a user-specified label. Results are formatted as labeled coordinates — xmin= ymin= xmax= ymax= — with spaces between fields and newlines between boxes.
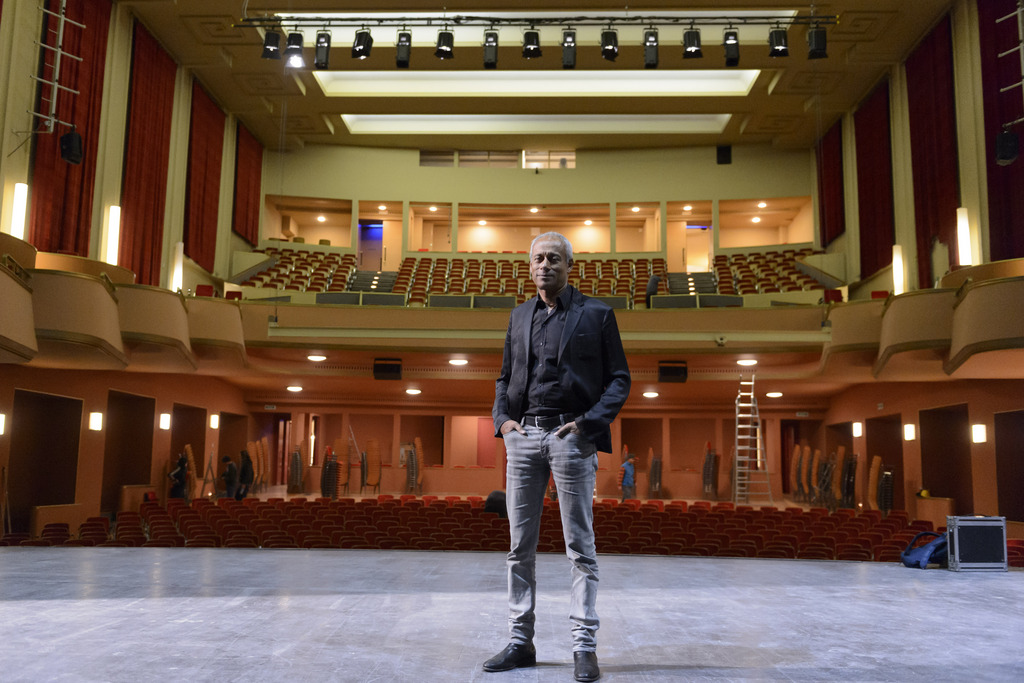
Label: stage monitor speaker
xmin=996 ymin=130 xmax=1018 ymax=166
xmin=716 ymin=145 xmax=731 ymax=165
xmin=60 ymin=131 xmax=83 ymax=164
xmin=946 ymin=516 xmax=1007 ymax=572
xmin=658 ymin=360 xmax=688 ymax=383
xmin=373 ymin=358 xmax=402 ymax=380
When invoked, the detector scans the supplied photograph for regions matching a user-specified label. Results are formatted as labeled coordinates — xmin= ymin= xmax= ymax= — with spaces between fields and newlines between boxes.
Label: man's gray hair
xmin=530 ymin=232 xmax=574 ymax=264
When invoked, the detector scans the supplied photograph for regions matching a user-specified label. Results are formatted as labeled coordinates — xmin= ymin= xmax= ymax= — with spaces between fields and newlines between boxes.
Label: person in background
xmin=237 ymin=450 xmax=255 ymax=500
xmin=220 ymin=455 xmax=239 ymax=499
xmin=619 ymin=454 xmax=637 ymax=503
xmin=488 ymin=231 xmax=631 ymax=683
xmin=168 ymin=455 xmax=188 ymax=500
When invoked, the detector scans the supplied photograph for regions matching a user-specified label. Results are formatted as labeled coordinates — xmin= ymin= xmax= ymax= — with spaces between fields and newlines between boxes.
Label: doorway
xmin=865 ymin=414 xmax=905 ymax=511
xmin=358 ymin=221 xmax=383 ymax=271
xmin=995 ymin=410 xmax=1024 ymax=522
xmin=102 ymin=391 xmax=156 ymax=514
xmin=919 ymin=404 xmax=973 ymax=515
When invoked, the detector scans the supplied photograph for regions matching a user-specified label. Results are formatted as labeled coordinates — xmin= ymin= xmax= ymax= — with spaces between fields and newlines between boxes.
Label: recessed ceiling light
xmin=752 ymin=216 xmax=761 ymax=223
xmin=584 ymin=219 xmax=593 ymax=226
xmin=683 ymin=205 xmax=693 ymax=211
xmin=406 ymin=388 xmax=422 ymax=395
xmin=643 ymin=391 xmax=659 ymax=398
xmin=429 ymin=205 xmax=438 ymax=211
xmin=317 ymin=215 xmax=326 ymax=222
xmin=631 ymin=206 xmax=641 ymax=212
xmin=449 ymin=359 xmax=469 ymax=366
xmin=530 ymin=207 xmax=539 ymax=213
xmin=478 ymin=220 xmax=487 ymax=225
xmin=287 ymin=385 xmax=303 ymax=392
xmin=378 ymin=204 xmax=387 ymax=211
xmin=307 ymin=354 xmax=327 ymax=362
xmin=737 ymin=359 xmax=758 ymax=366
xmin=766 ymin=391 xmax=783 ymax=398
xmin=758 ymin=201 xmax=767 ymax=208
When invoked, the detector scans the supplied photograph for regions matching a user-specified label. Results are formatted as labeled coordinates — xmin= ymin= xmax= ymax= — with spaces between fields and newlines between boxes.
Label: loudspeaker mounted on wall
xmin=716 ymin=145 xmax=732 ymax=165
xmin=995 ymin=130 xmax=1018 ymax=166
xmin=658 ymin=360 xmax=688 ymax=383
xmin=373 ymin=358 xmax=402 ymax=380
xmin=60 ymin=130 xmax=83 ymax=165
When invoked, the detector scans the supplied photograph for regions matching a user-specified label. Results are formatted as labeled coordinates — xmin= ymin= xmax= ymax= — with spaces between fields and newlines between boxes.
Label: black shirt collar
xmin=535 ymin=285 xmax=574 ymax=311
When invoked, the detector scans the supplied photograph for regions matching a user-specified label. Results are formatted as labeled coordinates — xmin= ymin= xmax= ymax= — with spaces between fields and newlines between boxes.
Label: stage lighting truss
xmin=643 ymin=28 xmax=658 ymax=69
xmin=243 ymin=13 xmax=838 ymax=68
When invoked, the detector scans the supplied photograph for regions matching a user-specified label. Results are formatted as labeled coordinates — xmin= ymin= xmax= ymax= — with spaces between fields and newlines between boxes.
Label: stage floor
xmin=1 ymin=548 xmax=1022 ymax=682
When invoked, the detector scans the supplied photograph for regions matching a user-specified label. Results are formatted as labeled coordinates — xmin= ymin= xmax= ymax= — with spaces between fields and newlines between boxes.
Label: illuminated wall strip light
xmin=956 ymin=207 xmax=973 ymax=267
xmin=892 ymin=245 xmax=905 ymax=296
xmin=171 ymin=241 xmax=184 ymax=292
xmin=11 ymin=183 xmax=28 ymax=240
xmin=0 ymin=413 xmax=6 ymax=436
xmin=103 ymin=205 xmax=121 ymax=266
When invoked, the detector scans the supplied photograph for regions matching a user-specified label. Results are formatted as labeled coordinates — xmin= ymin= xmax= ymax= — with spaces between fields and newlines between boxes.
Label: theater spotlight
xmin=262 ymin=30 xmax=282 ymax=59
xmin=723 ymin=28 xmax=740 ymax=67
xmin=643 ymin=28 xmax=658 ymax=69
xmin=807 ymin=26 xmax=827 ymax=59
xmin=683 ymin=28 xmax=702 ymax=59
xmin=352 ymin=28 xmax=373 ymax=59
xmin=561 ymin=29 xmax=577 ymax=69
xmin=483 ymin=30 xmax=499 ymax=68
xmin=769 ymin=26 xmax=789 ymax=57
xmin=314 ymin=31 xmax=331 ymax=68
xmin=435 ymin=28 xmax=454 ymax=59
xmin=601 ymin=28 xmax=618 ymax=61
xmin=523 ymin=29 xmax=542 ymax=59
xmin=284 ymin=32 xmax=305 ymax=68
xmin=396 ymin=30 xmax=412 ymax=68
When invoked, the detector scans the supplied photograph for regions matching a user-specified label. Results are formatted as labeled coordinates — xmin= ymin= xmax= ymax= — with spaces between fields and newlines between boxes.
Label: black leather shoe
xmin=482 ymin=643 xmax=537 ymax=672
xmin=573 ymin=651 xmax=600 ymax=682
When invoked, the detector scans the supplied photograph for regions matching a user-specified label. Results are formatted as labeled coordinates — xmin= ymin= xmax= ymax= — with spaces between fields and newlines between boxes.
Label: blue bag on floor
xmin=900 ymin=531 xmax=948 ymax=568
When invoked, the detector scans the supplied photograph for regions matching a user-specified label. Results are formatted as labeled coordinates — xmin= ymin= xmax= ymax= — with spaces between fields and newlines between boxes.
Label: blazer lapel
xmin=558 ymin=288 xmax=583 ymax=363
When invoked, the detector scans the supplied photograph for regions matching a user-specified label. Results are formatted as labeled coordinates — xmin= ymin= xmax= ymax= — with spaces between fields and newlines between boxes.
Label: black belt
xmin=521 ymin=414 xmax=575 ymax=430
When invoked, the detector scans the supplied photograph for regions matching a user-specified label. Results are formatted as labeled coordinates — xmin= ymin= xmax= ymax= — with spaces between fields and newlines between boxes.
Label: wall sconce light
xmin=171 ymin=241 xmax=184 ymax=293
xmin=210 ymin=414 xmax=220 ymax=430
xmin=159 ymin=413 xmax=171 ymax=430
xmin=852 ymin=422 xmax=863 ymax=438
xmin=0 ymin=413 xmax=6 ymax=436
xmin=89 ymin=412 xmax=103 ymax=431
xmin=11 ymin=183 xmax=29 ymax=240
xmin=903 ymin=423 xmax=916 ymax=441
xmin=103 ymin=205 xmax=121 ymax=266
xmin=971 ymin=424 xmax=987 ymax=444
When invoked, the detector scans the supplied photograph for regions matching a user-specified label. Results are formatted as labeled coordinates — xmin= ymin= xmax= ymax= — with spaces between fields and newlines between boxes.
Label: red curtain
xmin=233 ymin=124 xmax=263 ymax=246
xmin=28 ymin=0 xmax=112 ymax=255
xmin=184 ymin=81 xmax=225 ymax=273
xmin=854 ymin=80 xmax=896 ymax=279
xmin=906 ymin=15 xmax=959 ymax=289
xmin=978 ymin=0 xmax=1024 ymax=261
xmin=119 ymin=22 xmax=177 ymax=286
xmin=816 ymin=119 xmax=845 ymax=248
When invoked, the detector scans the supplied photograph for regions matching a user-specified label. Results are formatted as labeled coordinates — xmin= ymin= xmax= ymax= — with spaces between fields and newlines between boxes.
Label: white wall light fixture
xmin=210 ymin=414 xmax=220 ymax=430
xmin=852 ymin=422 xmax=863 ymax=438
xmin=971 ymin=424 xmax=987 ymax=444
xmin=903 ymin=423 xmax=916 ymax=441
xmin=159 ymin=413 xmax=171 ymax=430
xmin=88 ymin=412 xmax=104 ymax=431
xmin=956 ymin=207 xmax=974 ymax=267
xmin=103 ymin=205 xmax=121 ymax=266
xmin=11 ymin=183 xmax=28 ymax=239
xmin=892 ymin=245 xmax=905 ymax=296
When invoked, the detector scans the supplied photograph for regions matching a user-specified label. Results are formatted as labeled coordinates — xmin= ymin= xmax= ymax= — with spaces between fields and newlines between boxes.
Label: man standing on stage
xmin=486 ymin=232 xmax=631 ymax=682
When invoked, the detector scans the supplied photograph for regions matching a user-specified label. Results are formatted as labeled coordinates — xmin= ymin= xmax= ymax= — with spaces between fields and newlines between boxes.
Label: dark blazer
xmin=493 ymin=286 xmax=631 ymax=453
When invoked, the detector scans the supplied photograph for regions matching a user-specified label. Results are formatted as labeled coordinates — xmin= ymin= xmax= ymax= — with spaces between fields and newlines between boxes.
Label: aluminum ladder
xmin=733 ymin=374 xmax=773 ymax=504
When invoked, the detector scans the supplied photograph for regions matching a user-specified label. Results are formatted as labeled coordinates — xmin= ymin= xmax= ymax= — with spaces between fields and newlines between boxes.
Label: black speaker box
xmin=996 ymin=130 xmax=1018 ymax=166
xmin=946 ymin=516 xmax=1007 ymax=572
xmin=658 ymin=361 xmax=688 ymax=383
xmin=373 ymin=358 xmax=402 ymax=380
xmin=60 ymin=130 xmax=83 ymax=165
xmin=716 ymin=145 xmax=731 ymax=165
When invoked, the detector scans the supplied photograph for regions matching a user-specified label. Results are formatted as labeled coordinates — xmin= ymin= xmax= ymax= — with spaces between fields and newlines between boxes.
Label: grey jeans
xmin=502 ymin=424 xmax=600 ymax=651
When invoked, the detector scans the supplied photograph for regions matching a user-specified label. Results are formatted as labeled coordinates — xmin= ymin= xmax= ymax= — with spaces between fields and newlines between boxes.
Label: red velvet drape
xmin=906 ymin=15 xmax=959 ymax=288
xmin=232 ymin=124 xmax=263 ymax=246
xmin=854 ymin=80 xmax=896 ymax=279
xmin=184 ymin=81 xmax=225 ymax=273
xmin=816 ymin=120 xmax=845 ymax=248
xmin=119 ymin=22 xmax=177 ymax=286
xmin=28 ymin=0 xmax=112 ymax=255
xmin=978 ymin=0 xmax=1024 ymax=261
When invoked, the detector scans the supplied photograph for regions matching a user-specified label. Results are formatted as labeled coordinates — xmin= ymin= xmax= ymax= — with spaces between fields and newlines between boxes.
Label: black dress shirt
xmin=525 ymin=287 xmax=574 ymax=417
